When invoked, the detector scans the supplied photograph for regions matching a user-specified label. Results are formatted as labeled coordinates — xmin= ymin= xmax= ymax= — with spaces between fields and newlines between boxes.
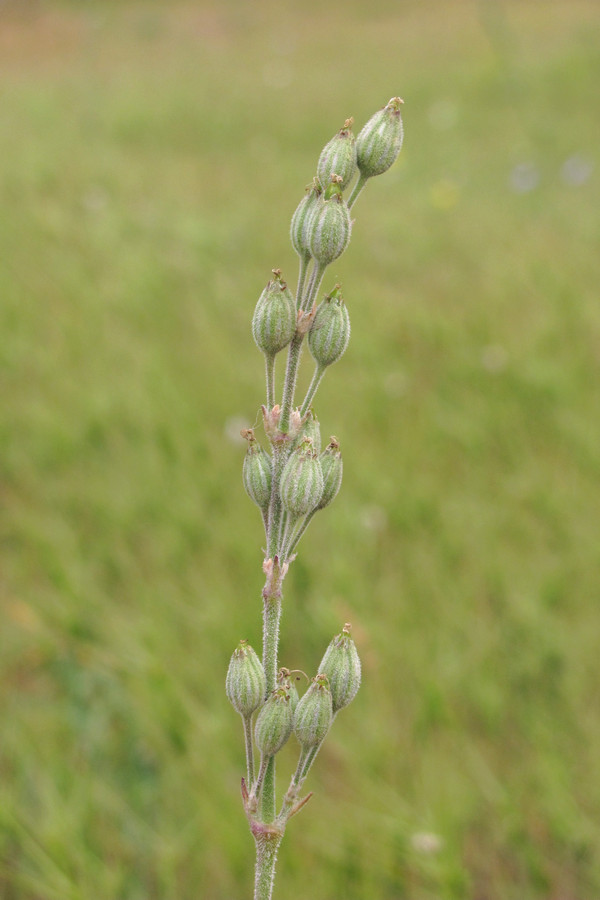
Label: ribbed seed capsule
xmin=318 ymin=624 xmax=361 ymax=713
xmin=226 ymin=640 xmax=267 ymax=717
xmin=252 ymin=269 xmax=296 ymax=357
xmin=254 ymin=686 xmax=294 ymax=757
xmin=356 ymin=97 xmax=404 ymax=179
xmin=317 ymin=119 xmax=357 ymax=190
xmin=292 ymin=409 xmax=321 ymax=455
xmin=293 ymin=674 xmax=333 ymax=748
xmin=290 ymin=178 xmax=322 ymax=260
xmin=308 ymin=191 xmax=351 ymax=267
xmin=242 ymin=432 xmax=272 ymax=512
xmin=279 ymin=438 xmax=324 ymax=518
xmin=308 ymin=286 xmax=351 ymax=369
xmin=317 ymin=437 xmax=343 ymax=509
xmin=278 ymin=668 xmax=300 ymax=715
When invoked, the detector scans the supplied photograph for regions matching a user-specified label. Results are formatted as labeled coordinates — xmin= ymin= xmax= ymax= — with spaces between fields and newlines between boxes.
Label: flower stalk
xmin=227 ymin=97 xmax=404 ymax=900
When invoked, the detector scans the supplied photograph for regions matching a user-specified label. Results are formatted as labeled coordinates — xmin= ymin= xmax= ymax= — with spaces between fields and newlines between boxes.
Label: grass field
xmin=1 ymin=1 xmax=600 ymax=898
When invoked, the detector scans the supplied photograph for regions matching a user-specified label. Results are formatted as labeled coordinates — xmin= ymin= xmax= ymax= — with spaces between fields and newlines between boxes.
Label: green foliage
xmin=1 ymin=1 xmax=600 ymax=898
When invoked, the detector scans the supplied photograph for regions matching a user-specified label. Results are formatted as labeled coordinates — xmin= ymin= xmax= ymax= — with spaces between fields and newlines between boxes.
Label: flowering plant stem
xmin=227 ymin=97 xmax=404 ymax=900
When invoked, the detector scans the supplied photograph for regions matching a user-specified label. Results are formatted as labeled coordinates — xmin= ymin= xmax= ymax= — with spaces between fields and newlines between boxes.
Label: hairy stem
xmin=298 ymin=744 xmax=321 ymax=781
xmin=243 ymin=714 xmax=255 ymax=787
xmin=254 ymin=829 xmax=284 ymax=900
xmin=265 ymin=355 xmax=276 ymax=411
xmin=348 ymin=172 xmax=368 ymax=209
xmin=252 ymin=755 xmax=269 ymax=801
xmin=301 ymin=262 xmax=326 ymax=313
xmin=284 ymin=509 xmax=317 ymax=559
xmin=266 ymin=447 xmax=286 ymax=559
xmin=300 ymin=365 xmax=326 ymax=417
xmin=292 ymin=747 xmax=310 ymax=788
xmin=261 ymin=568 xmax=283 ymax=822
xmin=278 ymin=509 xmax=290 ymax=558
xmin=279 ymin=264 xmax=327 ymax=435
xmin=278 ymin=334 xmax=302 ymax=436
xmin=260 ymin=757 xmax=277 ymax=823
xmin=262 ymin=592 xmax=281 ymax=696
xmin=296 ymin=254 xmax=310 ymax=311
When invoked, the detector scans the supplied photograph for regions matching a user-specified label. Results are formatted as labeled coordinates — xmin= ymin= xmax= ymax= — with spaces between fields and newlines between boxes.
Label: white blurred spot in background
xmin=560 ymin=154 xmax=594 ymax=187
xmin=224 ymin=416 xmax=250 ymax=444
xmin=509 ymin=161 xmax=540 ymax=194
xmin=82 ymin=186 xmax=109 ymax=214
xmin=411 ymin=831 xmax=444 ymax=855
xmin=481 ymin=344 xmax=508 ymax=373
xmin=360 ymin=504 xmax=388 ymax=534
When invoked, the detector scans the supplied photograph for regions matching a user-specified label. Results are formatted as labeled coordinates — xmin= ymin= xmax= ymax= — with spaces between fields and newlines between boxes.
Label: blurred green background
xmin=1 ymin=1 xmax=599 ymax=898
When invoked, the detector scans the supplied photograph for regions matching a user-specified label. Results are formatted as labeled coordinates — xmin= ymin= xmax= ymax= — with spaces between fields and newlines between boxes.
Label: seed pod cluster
xmin=231 ymin=99 xmax=402 ymax=824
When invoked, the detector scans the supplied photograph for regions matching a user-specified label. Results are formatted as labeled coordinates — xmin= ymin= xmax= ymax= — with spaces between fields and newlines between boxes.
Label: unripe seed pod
xmin=301 ymin=409 xmax=322 ymax=454
xmin=226 ymin=640 xmax=267 ymax=717
xmin=288 ymin=679 xmax=300 ymax=715
xmin=317 ymin=437 xmax=343 ymax=509
xmin=290 ymin=178 xmax=322 ymax=260
xmin=293 ymin=674 xmax=333 ymax=748
xmin=252 ymin=269 xmax=296 ymax=357
xmin=279 ymin=438 xmax=324 ymax=518
xmin=292 ymin=409 xmax=321 ymax=455
xmin=318 ymin=623 xmax=361 ymax=713
xmin=254 ymin=686 xmax=294 ymax=757
xmin=317 ymin=119 xmax=357 ymax=190
xmin=278 ymin=668 xmax=300 ymax=715
xmin=356 ymin=97 xmax=404 ymax=179
xmin=323 ymin=175 xmax=344 ymax=201
xmin=242 ymin=432 xmax=272 ymax=512
xmin=308 ymin=193 xmax=351 ymax=267
xmin=308 ymin=286 xmax=351 ymax=369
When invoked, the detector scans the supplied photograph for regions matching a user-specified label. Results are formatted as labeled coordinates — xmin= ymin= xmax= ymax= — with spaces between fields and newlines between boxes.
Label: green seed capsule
xmin=318 ymin=624 xmax=361 ymax=713
xmin=254 ymin=686 xmax=294 ymax=757
xmin=293 ymin=674 xmax=333 ymax=749
xmin=317 ymin=437 xmax=343 ymax=509
xmin=317 ymin=119 xmax=357 ymax=190
xmin=252 ymin=269 xmax=296 ymax=357
xmin=290 ymin=178 xmax=322 ymax=260
xmin=279 ymin=438 xmax=324 ymax=518
xmin=226 ymin=640 xmax=267 ymax=717
xmin=356 ymin=97 xmax=404 ymax=178
xmin=308 ymin=286 xmax=351 ymax=369
xmin=308 ymin=193 xmax=351 ymax=267
xmin=292 ymin=409 xmax=321 ymax=455
xmin=242 ymin=434 xmax=272 ymax=512
xmin=356 ymin=97 xmax=404 ymax=179
xmin=278 ymin=668 xmax=300 ymax=715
